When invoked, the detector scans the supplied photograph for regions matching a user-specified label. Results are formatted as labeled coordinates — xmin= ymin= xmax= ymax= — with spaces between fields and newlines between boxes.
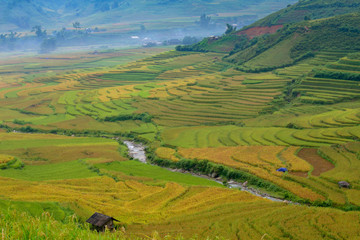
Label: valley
xmin=0 ymin=0 xmax=360 ymax=239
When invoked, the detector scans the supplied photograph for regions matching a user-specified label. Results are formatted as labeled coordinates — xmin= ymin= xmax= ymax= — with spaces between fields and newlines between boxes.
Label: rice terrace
xmin=0 ymin=0 xmax=360 ymax=239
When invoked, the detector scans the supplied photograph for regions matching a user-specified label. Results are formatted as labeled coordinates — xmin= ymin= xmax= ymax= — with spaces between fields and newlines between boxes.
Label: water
xmin=123 ymin=141 xmax=147 ymax=164
xmin=124 ymin=140 xmax=293 ymax=203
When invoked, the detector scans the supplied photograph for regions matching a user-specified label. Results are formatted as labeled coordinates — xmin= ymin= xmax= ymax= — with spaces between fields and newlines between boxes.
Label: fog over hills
xmin=0 ymin=0 xmax=297 ymax=31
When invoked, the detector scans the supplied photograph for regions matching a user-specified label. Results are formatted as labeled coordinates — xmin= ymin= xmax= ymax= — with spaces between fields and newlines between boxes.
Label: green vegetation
xmin=0 ymin=158 xmax=23 ymax=169
xmin=0 ymin=199 xmax=73 ymax=221
xmin=176 ymin=35 xmax=250 ymax=53
xmin=148 ymin=154 xmax=297 ymax=200
xmin=104 ymin=113 xmax=153 ymax=123
xmin=228 ymin=13 xmax=360 ymax=71
xmin=0 ymin=209 xmax=131 ymax=240
xmin=96 ymin=160 xmax=222 ymax=187
xmin=0 ymin=160 xmax=99 ymax=181
xmin=1 ymin=1 xmax=360 ymax=238
xmin=249 ymin=0 xmax=360 ymax=27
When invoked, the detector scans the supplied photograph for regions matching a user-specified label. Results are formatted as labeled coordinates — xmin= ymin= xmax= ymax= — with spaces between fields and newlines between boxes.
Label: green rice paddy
xmin=0 ymin=160 xmax=98 ymax=181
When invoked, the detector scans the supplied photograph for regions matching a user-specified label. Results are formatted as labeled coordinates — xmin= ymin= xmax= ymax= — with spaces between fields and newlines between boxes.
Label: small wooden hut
xmin=338 ymin=181 xmax=351 ymax=188
xmin=86 ymin=212 xmax=119 ymax=232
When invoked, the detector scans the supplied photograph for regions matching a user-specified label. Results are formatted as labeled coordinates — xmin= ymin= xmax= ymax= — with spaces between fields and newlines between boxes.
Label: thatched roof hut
xmin=86 ymin=212 xmax=119 ymax=232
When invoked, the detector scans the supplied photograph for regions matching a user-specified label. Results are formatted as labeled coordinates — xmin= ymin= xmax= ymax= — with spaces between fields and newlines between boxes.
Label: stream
xmin=123 ymin=141 xmax=147 ymax=164
xmin=124 ymin=141 xmax=291 ymax=203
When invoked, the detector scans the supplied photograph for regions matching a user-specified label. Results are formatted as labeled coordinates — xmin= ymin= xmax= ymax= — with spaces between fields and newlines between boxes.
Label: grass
xmin=0 ymin=199 xmax=73 ymax=221
xmin=96 ymin=160 xmax=222 ymax=187
xmin=0 ymin=136 xmax=117 ymax=150
xmin=0 ymin=160 xmax=99 ymax=181
xmin=1 ymin=174 xmax=360 ymax=240
xmin=0 ymin=209 xmax=131 ymax=240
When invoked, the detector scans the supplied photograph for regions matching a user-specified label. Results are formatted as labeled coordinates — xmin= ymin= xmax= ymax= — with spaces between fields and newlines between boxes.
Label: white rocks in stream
xmin=123 ymin=141 xmax=147 ymax=164
xmin=123 ymin=140 xmax=297 ymax=204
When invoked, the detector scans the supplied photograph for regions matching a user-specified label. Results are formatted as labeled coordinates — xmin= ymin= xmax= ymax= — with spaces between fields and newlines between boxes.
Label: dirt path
xmin=297 ymin=148 xmax=334 ymax=176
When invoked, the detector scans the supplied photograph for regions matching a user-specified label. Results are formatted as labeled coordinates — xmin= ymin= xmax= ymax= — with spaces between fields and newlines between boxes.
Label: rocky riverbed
xmin=124 ymin=140 xmax=294 ymax=203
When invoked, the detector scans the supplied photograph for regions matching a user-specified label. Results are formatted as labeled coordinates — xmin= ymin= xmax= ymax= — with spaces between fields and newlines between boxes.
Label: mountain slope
xmin=249 ymin=0 xmax=360 ymax=28
xmin=227 ymin=13 xmax=360 ymax=71
xmin=178 ymin=0 xmax=360 ymax=71
xmin=0 ymin=0 xmax=55 ymax=30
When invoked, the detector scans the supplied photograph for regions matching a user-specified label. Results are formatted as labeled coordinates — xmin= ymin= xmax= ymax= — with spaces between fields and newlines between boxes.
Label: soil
xmin=290 ymin=171 xmax=308 ymax=177
xmin=297 ymin=148 xmax=335 ymax=176
xmin=236 ymin=25 xmax=283 ymax=39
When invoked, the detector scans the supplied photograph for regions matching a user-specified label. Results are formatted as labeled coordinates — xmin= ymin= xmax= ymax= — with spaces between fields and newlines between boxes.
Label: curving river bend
xmin=124 ymin=141 xmax=292 ymax=203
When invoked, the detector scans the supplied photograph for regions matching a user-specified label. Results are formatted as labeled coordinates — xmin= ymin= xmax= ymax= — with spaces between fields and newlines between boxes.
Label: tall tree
xmin=225 ymin=24 xmax=237 ymax=35
xmin=73 ymin=22 xmax=81 ymax=30
xmin=32 ymin=25 xmax=47 ymax=38
xmin=199 ymin=14 xmax=211 ymax=28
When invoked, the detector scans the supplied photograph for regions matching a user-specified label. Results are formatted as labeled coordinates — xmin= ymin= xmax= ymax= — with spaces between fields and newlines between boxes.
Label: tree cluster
xmin=103 ymin=113 xmax=153 ymax=123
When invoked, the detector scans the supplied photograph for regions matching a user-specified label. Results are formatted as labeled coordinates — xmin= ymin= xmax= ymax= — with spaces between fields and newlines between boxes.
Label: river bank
xmin=124 ymin=140 xmax=293 ymax=203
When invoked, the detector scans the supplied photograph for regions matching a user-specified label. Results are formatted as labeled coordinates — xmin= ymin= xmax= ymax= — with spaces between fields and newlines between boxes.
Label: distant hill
xmin=177 ymin=0 xmax=360 ymax=71
xmin=227 ymin=13 xmax=360 ymax=71
xmin=0 ymin=0 xmax=55 ymax=30
xmin=248 ymin=0 xmax=360 ymax=28
xmin=0 ymin=0 xmax=297 ymax=31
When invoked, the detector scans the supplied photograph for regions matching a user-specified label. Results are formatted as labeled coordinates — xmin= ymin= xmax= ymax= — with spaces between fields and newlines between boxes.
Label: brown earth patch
xmin=290 ymin=171 xmax=308 ymax=177
xmin=236 ymin=25 xmax=283 ymax=39
xmin=297 ymin=148 xmax=335 ymax=176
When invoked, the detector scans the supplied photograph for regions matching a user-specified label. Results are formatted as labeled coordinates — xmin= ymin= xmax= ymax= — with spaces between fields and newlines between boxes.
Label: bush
xmin=313 ymin=69 xmax=360 ymax=81
xmin=103 ymin=113 xmax=153 ymax=123
xmin=147 ymin=152 xmax=297 ymax=200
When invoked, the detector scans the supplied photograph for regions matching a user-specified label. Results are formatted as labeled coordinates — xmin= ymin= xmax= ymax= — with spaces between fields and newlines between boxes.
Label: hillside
xmin=227 ymin=13 xmax=360 ymax=71
xmin=178 ymin=11 xmax=360 ymax=71
xmin=1 ymin=1 xmax=360 ymax=239
xmin=248 ymin=0 xmax=360 ymax=27
xmin=0 ymin=0 xmax=55 ymax=30
xmin=0 ymin=42 xmax=360 ymax=239
xmin=0 ymin=0 xmax=297 ymax=31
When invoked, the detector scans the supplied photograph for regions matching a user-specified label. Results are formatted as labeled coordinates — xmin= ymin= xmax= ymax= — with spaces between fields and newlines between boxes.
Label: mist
xmin=0 ymin=0 xmax=297 ymax=54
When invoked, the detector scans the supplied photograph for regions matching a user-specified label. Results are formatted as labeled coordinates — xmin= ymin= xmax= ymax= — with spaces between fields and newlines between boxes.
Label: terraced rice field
xmin=177 ymin=146 xmax=323 ymax=200
xmin=0 ymin=131 xmax=358 ymax=238
xmin=294 ymin=53 xmax=360 ymax=104
xmin=161 ymin=125 xmax=359 ymax=148
xmin=0 ymin=46 xmax=360 ymax=238
xmin=130 ymin=201 xmax=360 ymax=239
xmin=159 ymin=141 xmax=359 ymax=205
xmin=0 ymin=47 xmax=294 ymax=129
xmin=1 ymin=174 xmax=359 ymax=239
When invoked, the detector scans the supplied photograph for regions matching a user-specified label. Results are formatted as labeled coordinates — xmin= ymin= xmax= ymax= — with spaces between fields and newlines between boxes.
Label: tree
xmin=73 ymin=22 xmax=81 ymax=30
xmin=182 ymin=36 xmax=198 ymax=45
xmin=225 ymin=24 xmax=237 ymax=35
xmin=8 ymin=31 xmax=20 ymax=41
xmin=32 ymin=25 xmax=47 ymax=38
xmin=199 ymin=14 xmax=211 ymax=28
xmin=55 ymin=27 xmax=67 ymax=40
xmin=7 ymin=31 xmax=20 ymax=50
xmin=40 ymin=38 xmax=57 ymax=53
xmin=0 ymin=31 xmax=20 ymax=51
